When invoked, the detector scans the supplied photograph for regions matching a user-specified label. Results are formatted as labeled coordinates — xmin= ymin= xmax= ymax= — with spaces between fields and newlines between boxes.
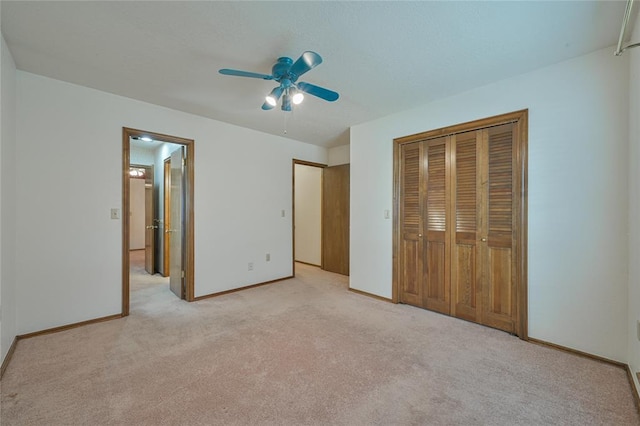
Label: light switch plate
xmin=110 ymin=208 xmax=120 ymax=219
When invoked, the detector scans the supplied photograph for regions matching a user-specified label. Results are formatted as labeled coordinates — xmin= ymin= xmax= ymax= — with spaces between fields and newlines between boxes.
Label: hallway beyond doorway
xmin=129 ymin=250 xmax=174 ymax=314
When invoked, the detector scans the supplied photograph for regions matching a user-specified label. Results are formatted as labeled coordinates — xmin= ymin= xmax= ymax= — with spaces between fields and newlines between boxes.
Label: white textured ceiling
xmin=1 ymin=1 xmax=633 ymax=147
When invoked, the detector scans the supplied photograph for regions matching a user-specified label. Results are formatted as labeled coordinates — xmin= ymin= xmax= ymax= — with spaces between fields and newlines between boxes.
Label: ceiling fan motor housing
xmin=272 ymin=57 xmax=295 ymax=82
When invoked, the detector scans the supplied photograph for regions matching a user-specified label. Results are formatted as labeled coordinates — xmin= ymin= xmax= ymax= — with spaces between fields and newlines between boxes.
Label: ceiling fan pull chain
xmin=283 ymin=111 xmax=288 ymax=135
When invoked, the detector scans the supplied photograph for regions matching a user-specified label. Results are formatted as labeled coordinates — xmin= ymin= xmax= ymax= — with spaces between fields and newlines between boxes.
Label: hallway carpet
xmin=1 ymin=262 xmax=638 ymax=425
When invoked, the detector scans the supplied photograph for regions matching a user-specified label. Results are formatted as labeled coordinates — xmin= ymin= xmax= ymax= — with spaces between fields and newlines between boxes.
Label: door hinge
xmin=181 ymin=270 xmax=185 ymax=278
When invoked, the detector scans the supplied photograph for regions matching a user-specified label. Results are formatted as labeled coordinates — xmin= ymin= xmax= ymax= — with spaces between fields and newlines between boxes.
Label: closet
xmin=393 ymin=110 xmax=528 ymax=337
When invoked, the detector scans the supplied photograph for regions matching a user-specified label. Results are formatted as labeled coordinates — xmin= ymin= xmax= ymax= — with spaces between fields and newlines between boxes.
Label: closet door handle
xmin=480 ymin=237 xmax=487 ymax=242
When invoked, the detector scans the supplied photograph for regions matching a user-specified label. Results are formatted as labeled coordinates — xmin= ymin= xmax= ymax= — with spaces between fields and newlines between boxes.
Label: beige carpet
xmin=1 ymin=256 xmax=638 ymax=425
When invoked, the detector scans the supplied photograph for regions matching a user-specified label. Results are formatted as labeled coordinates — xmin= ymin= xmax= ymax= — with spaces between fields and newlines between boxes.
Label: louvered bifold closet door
xmin=451 ymin=130 xmax=482 ymax=322
xmin=423 ymin=137 xmax=450 ymax=314
xmin=395 ymin=111 xmax=525 ymax=336
xmin=481 ymin=123 xmax=517 ymax=333
xmin=398 ymin=142 xmax=424 ymax=306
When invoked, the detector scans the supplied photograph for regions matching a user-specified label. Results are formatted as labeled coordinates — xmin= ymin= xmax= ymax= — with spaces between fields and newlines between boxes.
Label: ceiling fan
xmin=219 ymin=51 xmax=339 ymax=111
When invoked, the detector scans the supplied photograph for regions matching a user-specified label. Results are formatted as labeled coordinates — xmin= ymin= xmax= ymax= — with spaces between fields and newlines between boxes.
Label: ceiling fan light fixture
xmin=265 ymin=95 xmax=277 ymax=106
xmin=292 ymin=92 xmax=304 ymax=105
xmin=282 ymin=93 xmax=292 ymax=111
xmin=265 ymin=86 xmax=284 ymax=107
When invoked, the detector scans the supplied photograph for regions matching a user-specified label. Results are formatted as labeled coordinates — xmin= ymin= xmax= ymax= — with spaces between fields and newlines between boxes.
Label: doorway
xmin=292 ymin=159 xmax=350 ymax=276
xmin=293 ymin=162 xmax=324 ymax=268
xmin=122 ymin=128 xmax=195 ymax=316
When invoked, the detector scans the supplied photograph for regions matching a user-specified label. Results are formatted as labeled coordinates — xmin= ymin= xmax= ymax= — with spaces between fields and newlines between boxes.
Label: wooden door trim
xmin=392 ymin=109 xmax=528 ymax=339
xmin=122 ymin=127 xmax=195 ymax=316
xmin=292 ymin=159 xmax=327 ymax=277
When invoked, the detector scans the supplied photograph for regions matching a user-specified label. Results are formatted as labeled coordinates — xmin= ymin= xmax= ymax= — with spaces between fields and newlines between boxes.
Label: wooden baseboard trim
xmin=528 ymin=338 xmax=626 ymax=368
xmin=348 ymin=287 xmax=393 ymax=303
xmin=529 ymin=338 xmax=640 ymax=415
xmin=627 ymin=366 xmax=640 ymax=414
xmin=193 ymin=276 xmax=293 ymax=301
xmin=17 ymin=314 xmax=123 ymax=340
xmin=0 ymin=337 xmax=19 ymax=380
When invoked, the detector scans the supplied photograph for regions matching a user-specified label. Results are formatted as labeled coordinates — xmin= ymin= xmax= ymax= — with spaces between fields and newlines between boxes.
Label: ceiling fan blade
xmin=297 ymin=82 xmax=339 ymax=102
xmin=289 ymin=51 xmax=322 ymax=79
xmin=219 ymin=69 xmax=274 ymax=80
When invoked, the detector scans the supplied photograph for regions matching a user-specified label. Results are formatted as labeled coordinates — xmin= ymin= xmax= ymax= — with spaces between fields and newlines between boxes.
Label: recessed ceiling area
xmin=1 ymin=1 xmax=633 ymax=148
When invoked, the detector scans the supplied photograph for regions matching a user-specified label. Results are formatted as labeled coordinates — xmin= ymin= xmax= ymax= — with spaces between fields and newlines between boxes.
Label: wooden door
xmin=480 ymin=123 xmax=517 ymax=332
xmin=451 ymin=130 xmax=482 ymax=322
xmin=169 ymin=147 xmax=184 ymax=299
xmin=394 ymin=110 xmax=527 ymax=337
xmin=322 ymin=164 xmax=350 ymax=275
xmin=422 ymin=138 xmax=450 ymax=314
xmin=398 ymin=138 xmax=450 ymax=314
xmin=398 ymin=142 xmax=424 ymax=306
xmin=451 ymin=124 xmax=517 ymax=332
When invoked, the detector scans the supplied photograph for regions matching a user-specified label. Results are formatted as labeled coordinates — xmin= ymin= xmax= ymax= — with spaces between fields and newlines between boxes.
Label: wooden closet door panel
xmin=322 ymin=164 xmax=350 ymax=275
xmin=423 ymin=138 xmax=450 ymax=314
xmin=482 ymin=123 xmax=516 ymax=333
xmin=399 ymin=142 xmax=424 ymax=306
xmin=451 ymin=131 xmax=481 ymax=321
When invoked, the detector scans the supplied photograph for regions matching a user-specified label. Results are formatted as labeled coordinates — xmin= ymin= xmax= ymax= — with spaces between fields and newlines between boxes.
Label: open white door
xmin=169 ymin=146 xmax=185 ymax=299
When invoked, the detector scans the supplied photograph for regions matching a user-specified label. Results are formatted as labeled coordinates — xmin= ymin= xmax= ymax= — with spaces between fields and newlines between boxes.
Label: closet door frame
xmin=392 ymin=109 xmax=528 ymax=339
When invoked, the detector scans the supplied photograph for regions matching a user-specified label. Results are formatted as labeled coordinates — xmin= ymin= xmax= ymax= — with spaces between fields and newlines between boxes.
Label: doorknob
xmin=480 ymin=237 xmax=487 ymax=242
xmin=145 ymin=225 xmax=158 ymax=230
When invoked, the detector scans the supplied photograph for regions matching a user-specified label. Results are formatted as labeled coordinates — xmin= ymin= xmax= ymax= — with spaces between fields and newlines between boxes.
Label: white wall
xmin=294 ymin=164 xmax=322 ymax=265
xmin=1 ymin=34 xmax=18 ymax=364
xmin=351 ymin=46 xmax=630 ymax=362
xmin=15 ymin=71 xmax=326 ymax=334
xmin=130 ymin=144 xmax=154 ymax=165
xmin=328 ymin=144 xmax=350 ymax=166
xmin=129 ymin=178 xmax=146 ymax=250
xmin=628 ymin=13 xmax=640 ymax=393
